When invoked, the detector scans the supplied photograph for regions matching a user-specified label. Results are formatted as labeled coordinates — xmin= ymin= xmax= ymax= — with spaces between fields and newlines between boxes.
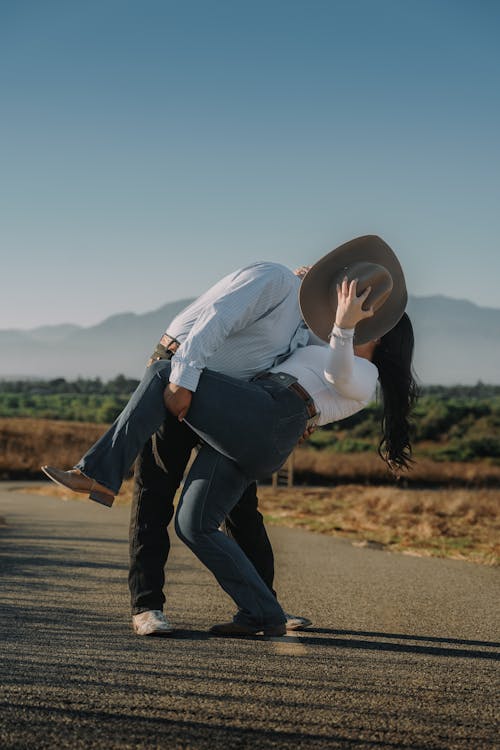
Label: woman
xmin=42 ymin=268 xmax=417 ymax=637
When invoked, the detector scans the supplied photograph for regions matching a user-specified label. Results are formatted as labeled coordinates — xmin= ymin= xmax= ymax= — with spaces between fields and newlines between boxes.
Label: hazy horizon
xmin=1 ymin=292 xmax=499 ymax=386
xmin=3 ymin=289 xmax=500 ymax=334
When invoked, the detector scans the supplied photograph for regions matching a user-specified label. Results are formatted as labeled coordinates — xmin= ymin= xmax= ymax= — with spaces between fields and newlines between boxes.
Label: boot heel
xmin=89 ymin=490 xmax=114 ymax=507
xmin=262 ymin=623 xmax=287 ymax=636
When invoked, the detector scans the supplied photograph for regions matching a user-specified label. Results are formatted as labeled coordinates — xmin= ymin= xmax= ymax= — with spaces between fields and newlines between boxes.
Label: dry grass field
xmin=294 ymin=446 xmax=500 ymax=486
xmin=3 ymin=418 xmax=499 ymax=565
xmin=0 ymin=418 xmax=106 ymax=477
xmin=258 ymin=485 xmax=499 ymax=566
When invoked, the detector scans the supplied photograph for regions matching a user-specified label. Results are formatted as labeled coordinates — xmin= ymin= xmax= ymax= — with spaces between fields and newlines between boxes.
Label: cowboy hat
xmin=299 ymin=235 xmax=407 ymax=345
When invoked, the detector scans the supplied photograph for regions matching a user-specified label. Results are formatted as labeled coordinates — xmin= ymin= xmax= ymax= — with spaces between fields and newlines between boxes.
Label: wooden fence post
xmin=271 ymin=450 xmax=295 ymax=488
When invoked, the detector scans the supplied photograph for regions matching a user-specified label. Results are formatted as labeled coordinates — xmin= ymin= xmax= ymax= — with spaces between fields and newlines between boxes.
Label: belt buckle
xmin=159 ymin=334 xmax=180 ymax=353
xmin=270 ymin=371 xmax=299 ymax=388
xmin=148 ymin=335 xmax=180 ymax=365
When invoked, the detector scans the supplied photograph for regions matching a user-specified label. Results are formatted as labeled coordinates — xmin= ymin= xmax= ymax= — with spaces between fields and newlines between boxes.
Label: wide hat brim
xmin=299 ymin=235 xmax=408 ymax=345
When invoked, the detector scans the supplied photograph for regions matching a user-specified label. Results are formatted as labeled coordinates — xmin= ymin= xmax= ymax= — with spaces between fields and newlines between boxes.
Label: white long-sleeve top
xmin=270 ymin=325 xmax=378 ymax=426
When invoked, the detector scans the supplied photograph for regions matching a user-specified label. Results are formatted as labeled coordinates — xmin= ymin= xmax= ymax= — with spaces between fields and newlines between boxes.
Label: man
xmin=130 ymin=260 xmax=314 ymax=636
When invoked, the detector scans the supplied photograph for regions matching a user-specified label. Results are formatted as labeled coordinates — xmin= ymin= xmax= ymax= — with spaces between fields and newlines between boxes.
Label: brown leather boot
xmin=41 ymin=466 xmax=115 ymax=507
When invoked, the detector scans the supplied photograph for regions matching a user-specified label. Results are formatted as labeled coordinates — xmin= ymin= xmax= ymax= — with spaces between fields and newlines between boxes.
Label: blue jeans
xmin=77 ymin=360 xmax=308 ymax=627
xmin=129 ymin=420 xmax=276 ymax=615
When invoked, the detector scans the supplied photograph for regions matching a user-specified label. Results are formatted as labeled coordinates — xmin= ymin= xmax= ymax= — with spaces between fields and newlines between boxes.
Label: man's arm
xmin=168 ymin=262 xmax=297 ymax=392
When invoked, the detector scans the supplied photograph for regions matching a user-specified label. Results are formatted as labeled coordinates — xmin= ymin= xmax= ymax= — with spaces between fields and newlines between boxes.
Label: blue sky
xmin=1 ymin=0 xmax=499 ymax=329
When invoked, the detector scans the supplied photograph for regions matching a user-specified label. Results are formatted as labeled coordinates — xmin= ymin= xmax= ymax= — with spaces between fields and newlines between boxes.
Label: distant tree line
xmin=0 ymin=375 xmax=140 ymax=395
xmin=0 ymin=378 xmax=499 ymax=461
xmin=2 ymin=377 xmax=499 ymax=399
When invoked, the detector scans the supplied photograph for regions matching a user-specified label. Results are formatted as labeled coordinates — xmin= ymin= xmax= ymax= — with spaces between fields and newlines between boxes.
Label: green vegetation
xmin=308 ymin=384 xmax=500 ymax=462
xmin=1 ymin=378 xmax=499 ymax=462
xmin=0 ymin=375 xmax=139 ymax=423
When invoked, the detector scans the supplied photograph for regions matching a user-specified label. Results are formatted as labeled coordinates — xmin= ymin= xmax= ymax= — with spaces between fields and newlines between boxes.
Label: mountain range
xmin=1 ymin=296 xmax=498 ymax=385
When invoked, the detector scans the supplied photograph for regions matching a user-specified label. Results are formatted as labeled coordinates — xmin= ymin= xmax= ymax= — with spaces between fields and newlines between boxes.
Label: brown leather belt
xmin=148 ymin=334 xmax=181 ymax=365
xmin=289 ymin=381 xmax=318 ymax=421
xmin=254 ymin=371 xmax=318 ymax=424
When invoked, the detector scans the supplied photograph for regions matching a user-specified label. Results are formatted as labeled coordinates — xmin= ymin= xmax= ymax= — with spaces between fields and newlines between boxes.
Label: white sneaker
xmin=284 ymin=613 xmax=313 ymax=631
xmin=132 ymin=610 xmax=175 ymax=636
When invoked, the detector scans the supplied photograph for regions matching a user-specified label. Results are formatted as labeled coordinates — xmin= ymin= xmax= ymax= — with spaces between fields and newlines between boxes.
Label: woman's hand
xmin=335 ymin=277 xmax=374 ymax=330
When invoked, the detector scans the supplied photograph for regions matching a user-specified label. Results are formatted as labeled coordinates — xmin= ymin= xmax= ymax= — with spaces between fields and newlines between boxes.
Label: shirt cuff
xmin=169 ymin=360 xmax=202 ymax=391
xmin=329 ymin=325 xmax=355 ymax=344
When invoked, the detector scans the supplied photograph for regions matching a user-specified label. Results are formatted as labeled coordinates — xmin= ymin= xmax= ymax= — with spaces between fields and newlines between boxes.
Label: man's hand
xmin=294 ymin=265 xmax=311 ymax=279
xmin=163 ymin=383 xmax=192 ymax=421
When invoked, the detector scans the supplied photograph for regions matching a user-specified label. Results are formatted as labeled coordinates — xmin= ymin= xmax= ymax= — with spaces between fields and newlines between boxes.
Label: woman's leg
xmin=175 ymin=445 xmax=285 ymax=628
xmin=184 ymin=371 xmax=308 ymax=479
xmin=223 ymin=482 xmax=276 ymax=597
xmin=75 ymin=360 xmax=307 ymax=494
xmin=75 ymin=360 xmax=172 ymax=493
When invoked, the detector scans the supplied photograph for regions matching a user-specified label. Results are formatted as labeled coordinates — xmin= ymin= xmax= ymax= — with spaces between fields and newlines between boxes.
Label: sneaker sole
xmin=285 ymin=619 xmax=313 ymax=631
xmin=133 ymin=627 xmax=176 ymax=637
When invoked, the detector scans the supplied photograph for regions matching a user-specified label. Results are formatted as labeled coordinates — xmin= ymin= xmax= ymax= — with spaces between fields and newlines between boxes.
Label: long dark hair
xmin=372 ymin=313 xmax=419 ymax=472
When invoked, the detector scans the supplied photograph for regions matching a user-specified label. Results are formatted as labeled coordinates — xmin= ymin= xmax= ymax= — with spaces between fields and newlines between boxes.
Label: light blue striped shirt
xmin=165 ymin=262 xmax=309 ymax=391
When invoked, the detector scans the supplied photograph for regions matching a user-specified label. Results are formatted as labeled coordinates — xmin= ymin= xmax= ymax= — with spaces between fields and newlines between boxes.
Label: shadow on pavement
xmin=289 ymin=629 xmax=500 ymax=661
xmin=308 ymin=627 xmax=500 ymax=648
xmin=148 ymin=627 xmax=500 ymax=660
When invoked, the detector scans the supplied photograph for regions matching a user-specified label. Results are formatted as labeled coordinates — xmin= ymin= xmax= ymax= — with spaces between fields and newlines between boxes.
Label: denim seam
xmin=203 ymin=369 xmax=266 ymax=391
xmin=195 ymin=452 xmax=269 ymax=626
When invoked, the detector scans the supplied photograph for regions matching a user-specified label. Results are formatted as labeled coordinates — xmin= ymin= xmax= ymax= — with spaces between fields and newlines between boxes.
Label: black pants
xmin=128 ymin=408 xmax=276 ymax=614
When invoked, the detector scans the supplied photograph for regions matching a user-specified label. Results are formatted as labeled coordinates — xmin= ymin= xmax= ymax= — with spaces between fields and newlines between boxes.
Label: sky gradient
xmin=1 ymin=0 xmax=499 ymax=329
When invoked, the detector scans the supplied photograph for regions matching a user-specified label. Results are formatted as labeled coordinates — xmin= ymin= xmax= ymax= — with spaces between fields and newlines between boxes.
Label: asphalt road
xmin=0 ymin=482 xmax=499 ymax=750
